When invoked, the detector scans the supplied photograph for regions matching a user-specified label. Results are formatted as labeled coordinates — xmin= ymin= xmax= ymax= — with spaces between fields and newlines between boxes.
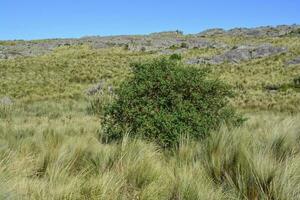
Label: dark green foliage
xmin=264 ymin=84 xmax=280 ymax=91
xmin=180 ymin=42 xmax=189 ymax=49
xmin=102 ymin=58 xmax=243 ymax=148
xmin=140 ymin=47 xmax=146 ymax=52
xmin=123 ymin=44 xmax=129 ymax=50
xmin=169 ymin=54 xmax=182 ymax=61
xmin=294 ymin=76 xmax=300 ymax=88
xmin=175 ymin=30 xmax=184 ymax=35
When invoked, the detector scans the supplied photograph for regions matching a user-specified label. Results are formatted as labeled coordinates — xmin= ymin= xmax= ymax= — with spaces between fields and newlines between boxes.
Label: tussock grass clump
xmin=1 ymin=31 xmax=300 ymax=199
xmin=102 ymin=58 xmax=243 ymax=147
xmin=0 ymin=105 xmax=13 ymax=119
xmin=1 ymin=109 xmax=300 ymax=199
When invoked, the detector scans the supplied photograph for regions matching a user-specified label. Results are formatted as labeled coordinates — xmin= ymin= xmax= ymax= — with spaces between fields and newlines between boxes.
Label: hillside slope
xmin=1 ymin=25 xmax=300 ymax=199
xmin=1 ymin=25 xmax=300 ymax=111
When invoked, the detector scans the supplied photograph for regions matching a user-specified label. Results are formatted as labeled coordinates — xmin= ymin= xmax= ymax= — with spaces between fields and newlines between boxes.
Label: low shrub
xmin=293 ymin=76 xmax=300 ymax=88
xmin=180 ymin=42 xmax=189 ymax=49
xmin=101 ymin=58 xmax=243 ymax=148
xmin=169 ymin=54 xmax=182 ymax=61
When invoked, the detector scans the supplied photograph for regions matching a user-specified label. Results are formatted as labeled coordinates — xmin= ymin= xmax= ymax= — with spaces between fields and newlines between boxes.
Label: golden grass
xmin=1 ymin=34 xmax=300 ymax=199
xmin=0 ymin=100 xmax=300 ymax=199
xmin=1 ymin=35 xmax=300 ymax=111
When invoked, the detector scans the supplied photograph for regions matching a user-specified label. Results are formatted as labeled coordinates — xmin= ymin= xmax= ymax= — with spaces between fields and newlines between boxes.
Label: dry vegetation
xmin=0 ymin=33 xmax=300 ymax=199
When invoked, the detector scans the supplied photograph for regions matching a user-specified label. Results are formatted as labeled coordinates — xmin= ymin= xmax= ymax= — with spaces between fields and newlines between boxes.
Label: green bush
xmin=180 ymin=42 xmax=189 ymax=49
xmin=293 ymin=76 xmax=300 ymax=88
xmin=169 ymin=53 xmax=182 ymax=61
xmin=102 ymin=58 xmax=243 ymax=148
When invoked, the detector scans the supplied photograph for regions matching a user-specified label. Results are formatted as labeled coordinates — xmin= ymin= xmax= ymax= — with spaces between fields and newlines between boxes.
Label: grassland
xmin=0 ymin=33 xmax=300 ymax=199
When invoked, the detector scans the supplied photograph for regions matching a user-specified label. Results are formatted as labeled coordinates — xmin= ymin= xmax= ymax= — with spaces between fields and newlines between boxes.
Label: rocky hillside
xmin=1 ymin=24 xmax=300 ymax=111
xmin=1 ymin=25 xmax=299 ymax=61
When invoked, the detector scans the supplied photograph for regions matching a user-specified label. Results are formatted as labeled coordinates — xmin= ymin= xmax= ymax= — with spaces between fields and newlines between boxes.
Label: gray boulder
xmin=0 ymin=97 xmax=14 ymax=106
xmin=186 ymin=44 xmax=287 ymax=65
xmin=251 ymin=44 xmax=287 ymax=58
xmin=159 ymin=49 xmax=187 ymax=55
xmin=86 ymin=81 xmax=105 ymax=96
xmin=0 ymin=51 xmax=7 ymax=59
xmin=0 ymin=25 xmax=297 ymax=60
xmin=213 ymin=44 xmax=287 ymax=63
xmin=186 ymin=38 xmax=227 ymax=49
xmin=186 ymin=57 xmax=218 ymax=65
xmin=186 ymin=58 xmax=203 ymax=65
xmin=286 ymin=57 xmax=300 ymax=66
xmin=197 ymin=28 xmax=226 ymax=37
xmin=226 ymin=25 xmax=300 ymax=37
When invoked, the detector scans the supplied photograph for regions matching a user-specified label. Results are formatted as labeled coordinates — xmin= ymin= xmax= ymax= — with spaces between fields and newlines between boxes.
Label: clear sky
xmin=1 ymin=0 xmax=300 ymax=40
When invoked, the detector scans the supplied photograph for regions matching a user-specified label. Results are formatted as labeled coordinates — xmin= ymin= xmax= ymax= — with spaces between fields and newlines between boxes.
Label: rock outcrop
xmin=286 ymin=57 xmax=300 ymax=66
xmin=86 ymin=81 xmax=105 ymax=96
xmin=187 ymin=44 xmax=287 ymax=65
xmin=0 ymin=97 xmax=14 ymax=106
xmin=198 ymin=25 xmax=300 ymax=37
xmin=0 ymin=25 xmax=297 ymax=60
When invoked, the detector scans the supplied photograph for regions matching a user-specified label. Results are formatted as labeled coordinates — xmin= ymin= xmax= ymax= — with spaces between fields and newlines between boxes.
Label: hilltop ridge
xmin=1 ymin=24 xmax=299 ymax=59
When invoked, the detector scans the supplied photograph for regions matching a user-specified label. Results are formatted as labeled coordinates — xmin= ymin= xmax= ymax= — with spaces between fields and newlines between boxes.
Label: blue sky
xmin=1 ymin=0 xmax=300 ymax=40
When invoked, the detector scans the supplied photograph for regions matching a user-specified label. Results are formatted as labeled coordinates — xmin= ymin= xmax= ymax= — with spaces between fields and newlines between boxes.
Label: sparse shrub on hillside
xmin=169 ymin=53 xmax=182 ymax=61
xmin=140 ymin=46 xmax=146 ymax=52
xmin=180 ymin=42 xmax=189 ymax=49
xmin=293 ymin=76 xmax=300 ymax=88
xmin=123 ymin=44 xmax=129 ymax=51
xmin=101 ymin=58 xmax=243 ymax=148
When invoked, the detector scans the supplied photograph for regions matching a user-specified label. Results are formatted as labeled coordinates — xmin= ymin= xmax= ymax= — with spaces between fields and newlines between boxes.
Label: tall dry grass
xmin=1 ymin=101 xmax=300 ymax=199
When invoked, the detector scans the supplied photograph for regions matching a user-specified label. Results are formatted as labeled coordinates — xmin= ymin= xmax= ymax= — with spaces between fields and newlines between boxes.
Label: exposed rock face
xmin=0 ymin=25 xmax=297 ymax=60
xmin=0 ymin=97 xmax=14 ymax=106
xmin=0 ymin=39 xmax=78 ymax=59
xmin=198 ymin=25 xmax=300 ymax=37
xmin=186 ymin=44 xmax=287 ymax=65
xmin=286 ymin=57 xmax=300 ymax=66
xmin=219 ymin=44 xmax=287 ymax=63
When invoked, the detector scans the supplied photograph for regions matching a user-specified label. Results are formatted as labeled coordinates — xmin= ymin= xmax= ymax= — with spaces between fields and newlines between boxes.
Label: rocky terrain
xmin=186 ymin=44 xmax=287 ymax=64
xmin=1 ymin=24 xmax=300 ymax=112
xmin=1 ymin=24 xmax=300 ymax=199
xmin=1 ymin=24 xmax=299 ymax=62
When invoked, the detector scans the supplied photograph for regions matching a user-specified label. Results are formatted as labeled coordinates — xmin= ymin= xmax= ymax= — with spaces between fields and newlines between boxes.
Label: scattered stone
xmin=186 ymin=44 xmax=287 ymax=65
xmin=0 ymin=97 xmax=14 ymax=106
xmin=107 ymin=86 xmax=114 ymax=94
xmin=186 ymin=58 xmax=202 ymax=65
xmin=86 ymin=81 xmax=105 ymax=96
xmin=286 ymin=57 xmax=300 ymax=66
xmin=212 ymin=44 xmax=286 ymax=64
xmin=186 ymin=38 xmax=227 ymax=49
xmin=186 ymin=57 xmax=212 ymax=65
xmin=159 ymin=49 xmax=187 ymax=55
xmin=250 ymin=44 xmax=287 ymax=59
xmin=227 ymin=25 xmax=300 ymax=37
xmin=0 ymin=51 xmax=7 ymax=59
xmin=197 ymin=28 xmax=226 ymax=37
xmin=0 ymin=25 xmax=297 ymax=59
